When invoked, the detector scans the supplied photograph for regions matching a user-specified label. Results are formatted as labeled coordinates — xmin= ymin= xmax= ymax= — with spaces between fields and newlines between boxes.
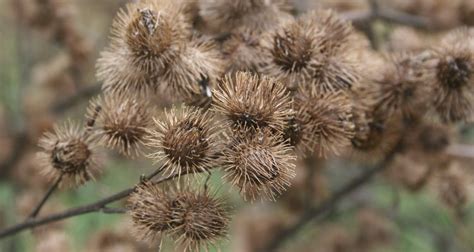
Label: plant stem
xmin=0 ymin=164 xmax=179 ymax=239
xmin=27 ymin=173 xmax=63 ymax=219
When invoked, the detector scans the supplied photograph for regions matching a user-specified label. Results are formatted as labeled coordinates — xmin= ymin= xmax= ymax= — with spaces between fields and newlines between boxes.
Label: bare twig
xmin=0 ymin=165 xmax=201 ymax=239
xmin=100 ymin=207 xmax=128 ymax=214
xmin=27 ymin=173 xmax=64 ymax=219
xmin=0 ymin=188 xmax=132 ymax=239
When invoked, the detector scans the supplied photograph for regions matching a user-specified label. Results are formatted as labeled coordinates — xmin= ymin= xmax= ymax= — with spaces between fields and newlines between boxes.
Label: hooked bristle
xmin=221 ymin=128 xmax=296 ymax=201
xmin=259 ymin=9 xmax=359 ymax=92
xmin=87 ymin=93 xmax=152 ymax=157
xmin=373 ymin=53 xmax=433 ymax=122
xmin=146 ymin=106 xmax=221 ymax=177
xmin=298 ymin=90 xmax=355 ymax=157
xmin=37 ymin=121 xmax=101 ymax=187
xmin=212 ymin=71 xmax=292 ymax=133
xmin=128 ymin=182 xmax=230 ymax=250
xmin=97 ymin=0 xmax=189 ymax=95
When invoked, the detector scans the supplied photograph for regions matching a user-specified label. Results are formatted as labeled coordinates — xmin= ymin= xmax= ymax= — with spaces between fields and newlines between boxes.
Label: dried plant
xmin=373 ymin=53 xmax=433 ymax=122
xmin=169 ymin=189 xmax=230 ymax=251
xmin=87 ymin=93 xmax=152 ymax=157
xmin=259 ymin=9 xmax=360 ymax=92
xmin=37 ymin=121 xmax=101 ymax=187
xmin=146 ymin=106 xmax=221 ymax=177
xmin=213 ymin=71 xmax=292 ymax=133
xmin=221 ymin=28 xmax=265 ymax=73
xmin=96 ymin=1 xmax=188 ymax=95
xmin=298 ymin=90 xmax=356 ymax=156
xmin=221 ymin=128 xmax=296 ymax=201
xmin=128 ymin=181 xmax=229 ymax=251
xmin=432 ymin=28 xmax=474 ymax=122
xmin=4 ymin=1 xmax=474 ymax=252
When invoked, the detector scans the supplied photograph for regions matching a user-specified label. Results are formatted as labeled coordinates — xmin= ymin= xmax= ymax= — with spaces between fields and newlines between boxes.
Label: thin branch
xmin=0 ymin=189 xmax=132 ymax=239
xmin=100 ymin=207 xmax=128 ymax=214
xmin=0 ymin=165 xmax=199 ymax=239
xmin=27 ymin=173 xmax=63 ymax=219
xmin=148 ymin=165 xmax=167 ymax=180
xmin=263 ymin=144 xmax=401 ymax=251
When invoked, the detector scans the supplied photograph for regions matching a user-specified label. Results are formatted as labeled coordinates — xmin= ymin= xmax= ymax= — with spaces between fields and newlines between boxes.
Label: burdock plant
xmin=4 ymin=1 xmax=474 ymax=252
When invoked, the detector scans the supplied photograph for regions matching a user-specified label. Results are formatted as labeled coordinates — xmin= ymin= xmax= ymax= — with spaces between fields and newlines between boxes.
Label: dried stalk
xmin=27 ymin=173 xmax=64 ymax=219
xmin=0 ymin=164 xmax=178 ymax=239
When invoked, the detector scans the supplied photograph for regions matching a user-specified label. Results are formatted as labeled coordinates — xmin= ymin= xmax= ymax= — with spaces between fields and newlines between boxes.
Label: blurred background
xmin=1 ymin=0 xmax=474 ymax=251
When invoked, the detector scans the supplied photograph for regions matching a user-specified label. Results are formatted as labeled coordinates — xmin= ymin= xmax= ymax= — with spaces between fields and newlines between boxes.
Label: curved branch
xmin=0 ymin=165 xmax=184 ymax=239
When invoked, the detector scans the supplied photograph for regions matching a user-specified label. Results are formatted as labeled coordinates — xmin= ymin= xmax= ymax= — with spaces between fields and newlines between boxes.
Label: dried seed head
xmin=350 ymin=75 xmax=403 ymax=161
xmin=374 ymin=53 xmax=433 ymax=122
xmin=97 ymin=48 xmax=160 ymax=95
xmin=171 ymin=190 xmax=230 ymax=251
xmin=311 ymin=9 xmax=355 ymax=52
xmin=161 ymin=37 xmax=223 ymax=103
xmin=125 ymin=7 xmax=185 ymax=72
xmin=299 ymin=91 xmax=355 ymax=157
xmin=199 ymin=0 xmax=292 ymax=34
xmin=213 ymin=72 xmax=292 ymax=133
xmin=37 ymin=121 xmax=100 ymax=187
xmin=88 ymin=93 xmax=152 ymax=157
xmin=146 ymin=107 xmax=220 ymax=176
xmin=433 ymin=28 xmax=474 ymax=122
xmin=97 ymin=0 xmax=189 ymax=95
xmin=259 ymin=9 xmax=359 ymax=92
xmin=128 ymin=181 xmax=178 ymax=244
xmin=221 ymin=129 xmax=296 ymax=201
xmin=221 ymin=28 xmax=264 ymax=73
xmin=350 ymin=117 xmax=402 ymax=163
xmin=404 ymin=122 xmax=452 ymax=154
xmin=128 ymin=182 xmax=230 ymax=251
